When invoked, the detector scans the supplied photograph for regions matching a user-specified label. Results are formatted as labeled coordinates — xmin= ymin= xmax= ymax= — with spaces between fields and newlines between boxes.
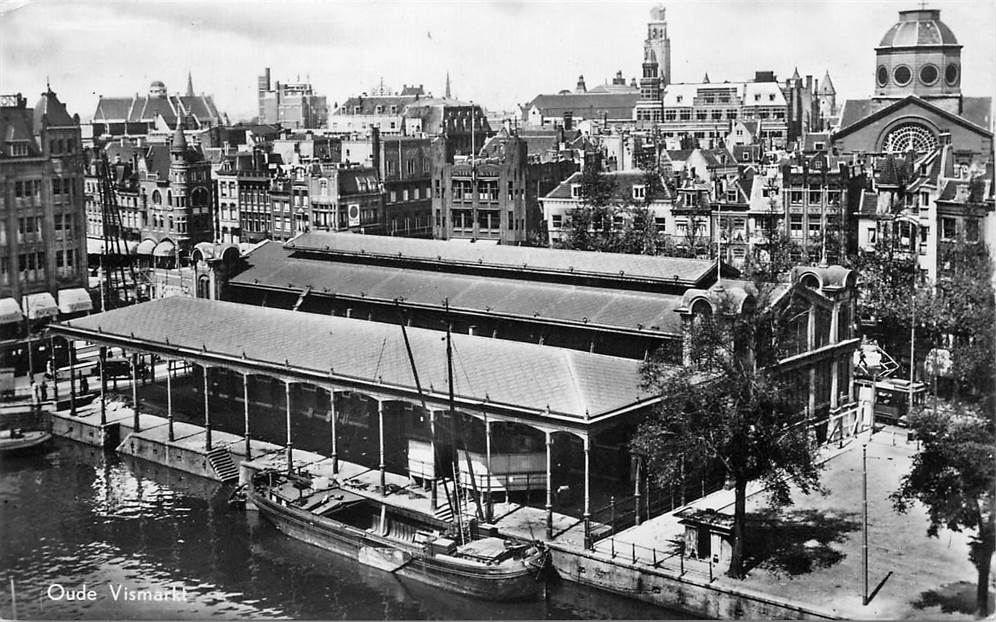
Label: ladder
xmin=94 ymin=149 xmax=139 ymax=309
xmin=207 ymin=446 xmax=239 ymax=483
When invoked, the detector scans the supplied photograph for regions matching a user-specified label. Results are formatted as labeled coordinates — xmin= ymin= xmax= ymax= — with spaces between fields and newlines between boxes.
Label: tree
xmin=931 ymin=242 xmax=995 ymax=406
xmin=631 ymin=289 xmax=823 ymax=579
xmin=891 ymin=403 xmax=995 ymax=616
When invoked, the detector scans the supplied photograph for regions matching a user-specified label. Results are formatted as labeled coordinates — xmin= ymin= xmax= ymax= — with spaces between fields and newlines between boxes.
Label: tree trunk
xmin=975 ymin=543 xmax=993 ymax=617
xmin=727 ymin=476 xmax=748 ymax=579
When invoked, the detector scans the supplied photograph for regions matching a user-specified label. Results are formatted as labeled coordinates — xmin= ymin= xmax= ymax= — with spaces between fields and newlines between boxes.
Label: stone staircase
xmin=207 ymin=446 xmax=239 ymax=483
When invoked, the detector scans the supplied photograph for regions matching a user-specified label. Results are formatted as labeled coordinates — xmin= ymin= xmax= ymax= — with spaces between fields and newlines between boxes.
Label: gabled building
xmin=1 ymin=88 xmax=88 ymax=329
xmin=84 ymin=122 xmax=214 ymax=263
xmin=538 ymin=170 xmax=672 ymax=247
xmin=832 ymin=8 xmax=993 ymax=157
xmin=91 ymin=78 xmax=223 ymax=139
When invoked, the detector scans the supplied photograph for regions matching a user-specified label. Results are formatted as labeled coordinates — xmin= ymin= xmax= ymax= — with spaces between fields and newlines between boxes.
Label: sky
xmin=0 ymin=0 xmax=993 ymax=123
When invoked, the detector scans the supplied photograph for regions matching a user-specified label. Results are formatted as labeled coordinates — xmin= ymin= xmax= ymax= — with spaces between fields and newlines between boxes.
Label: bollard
xmin=652 ymin=548 xmax=657 ymax=566
xmin=709 ymin=557 xmax=713 ymax=582
xmin=610 ymin=537 xmax=615 ymax=558
xmin=680 ymin=550 xmax=684 ymax=575
xmin=610 ymin=496 xmax=616 ymax=532
xmin=632 ymin=542 xmax=636 ymax=564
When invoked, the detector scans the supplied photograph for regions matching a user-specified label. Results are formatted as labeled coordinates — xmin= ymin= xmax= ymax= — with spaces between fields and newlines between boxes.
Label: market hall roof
xmin=230 ymin=241 xmax=686 ymax=335
xmin=52 ymin=297 xmax=658 ymax=423
xmin=284 ymin=231 xmax=727 ymax=288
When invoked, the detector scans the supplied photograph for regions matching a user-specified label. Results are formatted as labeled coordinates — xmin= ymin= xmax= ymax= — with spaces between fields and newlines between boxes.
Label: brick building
xmin=1 ymin=88 xmax=88 ymax=329
xmin=256 ymin=68 xmax=329 ymax=129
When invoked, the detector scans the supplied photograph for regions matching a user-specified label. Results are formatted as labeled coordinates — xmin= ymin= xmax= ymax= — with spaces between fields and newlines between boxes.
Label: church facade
xmin=832 ymin=8 xmax=993 ymax=156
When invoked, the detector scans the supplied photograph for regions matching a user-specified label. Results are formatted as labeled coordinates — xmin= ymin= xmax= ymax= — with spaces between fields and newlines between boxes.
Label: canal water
xmin=0 ymin=439 xmax=688 ymax=620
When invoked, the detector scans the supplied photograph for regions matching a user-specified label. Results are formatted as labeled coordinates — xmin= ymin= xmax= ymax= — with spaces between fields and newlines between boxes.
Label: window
xmin=695 ymin=111 xmax=707 ymax=121
xmin=665 ymin=110 xmax=676 ymax=121
xmin=632 ymin=185 xmax=646 ymax=200
xmin=790 ymin=189 xmax=803 ymax=205
xmin=676 ymin=95 xmax=683 ymax=103
xmin=725 ymin=189 xmax=738 ymax=202
xmin=552 ymin=214 xmax=563 ymax=229
xmin=570 ymin=184 xmax=581 ymax=199
xmin=790 ymin=214 xmax=803 ymax=237
xmin=809 ymin=190 xmax=822 ymax=205
xmin=827 ymin=191 xmax=841 ymax=205
xmin=867 ymin=227 xmax=877 ymax=244
xmin=711 ymin=110 xmax=722 ymax=120
xmin=406 ymin=159 xmax=415 ymax=175
xmin=768 ymin=93 xmax=775 ymax=101
xmin=727 ymin=110 xmax=737 ymax=120
xmin=754 ymin=94 xmax=761 ymax=102
xmin=679 ymin=110 xmax=691 ymax=121
xmin=940 ymin=217 xmax=957 ymax=241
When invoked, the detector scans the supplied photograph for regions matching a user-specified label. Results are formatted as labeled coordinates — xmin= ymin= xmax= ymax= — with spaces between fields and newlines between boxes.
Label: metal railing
xmin=595 ymin=536 xmax=718 ymax=582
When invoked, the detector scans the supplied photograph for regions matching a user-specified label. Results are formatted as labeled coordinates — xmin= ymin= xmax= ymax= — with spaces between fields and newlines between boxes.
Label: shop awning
xmin=0 ymin=297 xmax=23 ymax=325
xmin=22 ymin=292 xmax=59 ymax=320
xmin=86 ymin=237 xmax=105 ymax=255
xmin=152 ymin=240 xmax=176 ymax=257
xmin=136 ymin=239 xmax=157 ymax=255
xmin=57 ymin=288 xmax=93 ymax=315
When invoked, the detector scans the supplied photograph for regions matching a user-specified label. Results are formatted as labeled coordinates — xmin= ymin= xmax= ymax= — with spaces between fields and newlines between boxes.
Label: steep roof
xmin=0 ymin=102 xmax=40 ymax=156
xmin=56 ymin=297 xmax=659 ymax=420
xmin=33 ymin=89 xmax=76 ymax=128
xmin=93 ymin=93 xmax=221 ymax=127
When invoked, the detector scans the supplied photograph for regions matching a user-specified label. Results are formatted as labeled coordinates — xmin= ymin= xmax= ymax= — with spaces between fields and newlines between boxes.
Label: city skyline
xmin=1 ymin=0 xmax=993 ymax=123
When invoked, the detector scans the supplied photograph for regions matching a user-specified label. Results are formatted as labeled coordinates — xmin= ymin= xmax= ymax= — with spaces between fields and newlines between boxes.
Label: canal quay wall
xmin=547 ymin=542 xmax=837 ymax=620
xmin=33 ymin=401 xmax=840 ymax=620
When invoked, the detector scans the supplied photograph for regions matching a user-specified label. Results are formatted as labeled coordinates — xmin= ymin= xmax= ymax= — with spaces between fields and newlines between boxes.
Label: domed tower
xmin=874 ymin=9 xmax=961 ymax=101
xmin=149 ymin=80 xmax=168 ymax=98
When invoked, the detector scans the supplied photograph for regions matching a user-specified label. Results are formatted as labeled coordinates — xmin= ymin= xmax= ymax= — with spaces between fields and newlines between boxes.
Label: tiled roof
xmin=286 ymin=231 xmax=719 ymax=286
xmin=0 ymin=103 xmax=40 ymax=156
xmin=232 ymin=241 xmax=685 ymax=334
xmin=526 ymin=92 xmax=638 ymax=120
xmin=57 ymin=297 xmax=658 ymax=419
xmin=93 ymin=94 xmax=221 ymax=126
xmin=33 ymin=90 xmax=76 ymax=127
xmin=837 ymin=99 xmax=874 ymax=130
xmin=334 ymin=95 xmax=415 ymax=116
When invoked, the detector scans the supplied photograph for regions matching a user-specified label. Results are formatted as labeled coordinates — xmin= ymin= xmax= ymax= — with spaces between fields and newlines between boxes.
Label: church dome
xmin=877 ymin=10 xmax=958 ymax=48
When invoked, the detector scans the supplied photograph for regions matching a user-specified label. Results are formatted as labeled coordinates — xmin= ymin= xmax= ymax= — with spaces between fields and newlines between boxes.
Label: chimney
xmin=563 ymin=111 xmax=574 ymax=131
xmin=576 ymin=75 xmax=587 ymax=93
xmin=805 ymin=75 xmax=812 ymax=92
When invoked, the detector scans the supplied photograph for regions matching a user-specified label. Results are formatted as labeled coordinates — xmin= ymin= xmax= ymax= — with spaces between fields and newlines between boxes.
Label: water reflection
xmin=0 ymin=439 xmax=686 ymax=620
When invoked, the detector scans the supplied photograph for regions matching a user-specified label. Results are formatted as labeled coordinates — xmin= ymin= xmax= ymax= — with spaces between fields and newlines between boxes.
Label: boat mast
xmin=395 ymin=300 xmax=457 ymax=525
xmin=444 ymin=300 xmax=467 ymax=543
xmin=443 ymin=299 xmax=485 ymax=524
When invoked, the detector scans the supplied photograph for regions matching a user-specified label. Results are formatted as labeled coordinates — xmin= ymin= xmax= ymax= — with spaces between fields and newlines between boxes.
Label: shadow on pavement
xmin=743 ymin=508 xmax=861 ymax=576
xmin=913 ymin=581 xmax=992 ymax=615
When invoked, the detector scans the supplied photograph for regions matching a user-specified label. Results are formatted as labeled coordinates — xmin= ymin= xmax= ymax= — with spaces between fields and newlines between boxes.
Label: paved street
xmin=608 ymin=428 xmax=992 ymax=619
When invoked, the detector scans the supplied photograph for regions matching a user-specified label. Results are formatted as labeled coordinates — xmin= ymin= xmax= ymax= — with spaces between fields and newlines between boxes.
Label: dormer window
xmin=353 ymin=106 xmax=360 ymax=114
xmin=814 ymin=142 xmax=825 ymax=150
xmin=754 ymin=94 xmax=761 ymax=102
xmin=570 ymin=184 xmax=582 ymax=199
xmin=375 ymin=105 xmax=383 ymax=114
xmin=676 ymin=95 xmax=683 ymax=103
xmin=768 ymin=93 xmax=775 ymax=101
xmin=632 ymin=184 xmax=646 ymax=200
xmin=390 ymin=105 xmax=398 ymax=114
